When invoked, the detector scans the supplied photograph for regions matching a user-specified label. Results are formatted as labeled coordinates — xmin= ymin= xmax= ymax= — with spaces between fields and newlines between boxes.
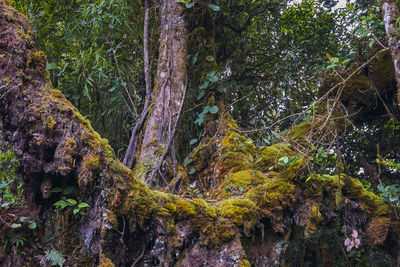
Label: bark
xmin=1 ymin=3 xmax=400 ymax=266
xmin=136 ymin=0 xmax=187 ymax=187
xmin=381 ymin=0 xmax=400 ymax=102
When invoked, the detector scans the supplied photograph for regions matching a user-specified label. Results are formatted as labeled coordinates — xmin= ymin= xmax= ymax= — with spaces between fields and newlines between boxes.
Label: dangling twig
xmin=123 ymin=0 xmax=152 ymax=168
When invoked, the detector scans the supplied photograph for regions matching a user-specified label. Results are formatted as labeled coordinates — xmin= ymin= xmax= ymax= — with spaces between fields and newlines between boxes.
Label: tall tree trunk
xmin=136 ymin=0 xmax=188 ymax=187
xmin=381 ymin=0 xmax=400 ymax=102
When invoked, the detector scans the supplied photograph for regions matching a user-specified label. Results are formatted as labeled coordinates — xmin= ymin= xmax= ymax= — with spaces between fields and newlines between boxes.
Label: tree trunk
xmin=136 ymin=0 xmax=187 ymax=187
xmin=381 ymin=0 xmax=400 ymax=102
xmin=1 ymin=3 xmax=400 ymax=266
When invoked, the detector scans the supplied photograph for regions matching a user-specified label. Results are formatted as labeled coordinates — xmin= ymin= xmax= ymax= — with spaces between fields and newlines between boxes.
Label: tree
xmin=134 ymin=0 xmax=187 ymax=187
xmin=1 ymin=1 xmax=400 ymax=266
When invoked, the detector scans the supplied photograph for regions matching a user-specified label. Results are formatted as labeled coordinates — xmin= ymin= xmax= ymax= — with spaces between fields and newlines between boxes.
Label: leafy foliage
xmin=0 ymin=133 xmax=22 ymax=208
xmin=45 ymin=249 xmax=66 ymax=267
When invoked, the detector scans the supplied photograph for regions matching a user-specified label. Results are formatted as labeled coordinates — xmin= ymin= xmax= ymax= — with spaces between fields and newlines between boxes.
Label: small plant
xmin=344 ymin=229 xmax=361 ymax=252
xmin=45 ymin=249 xmax=65 ymax=267
xmin=0 ymin=146 xmax=23 ymax=208
xmin=9 ymin=234 xmax=27 ymax=247
xmin=53 ymin=197 xmax=90 ymax=215
xmin=187 ymin=181 xmax=203 ymax=198
xmin=11 ymin=216 xmax=37 ymax=229
xmin=278 ymin=156 xmax=298 ymax=166
xmin=225 ymin=182 xmax=248 ymax=195
xmin=194 ymin=105 xmax=219 ymax=125
xmin=377 ymin=184 xmax=400 ymax=207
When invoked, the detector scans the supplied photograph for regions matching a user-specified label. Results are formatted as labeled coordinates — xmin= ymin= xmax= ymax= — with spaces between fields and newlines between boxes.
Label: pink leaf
xmin=354 ymin=238 xmax=361 ymax=248
xmin=352 ymin=229 xmax=358 ymax=238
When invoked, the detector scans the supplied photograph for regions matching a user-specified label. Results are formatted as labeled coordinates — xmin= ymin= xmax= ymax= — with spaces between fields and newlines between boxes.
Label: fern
xmin=45 ymin=249 xmax=65 ymax=267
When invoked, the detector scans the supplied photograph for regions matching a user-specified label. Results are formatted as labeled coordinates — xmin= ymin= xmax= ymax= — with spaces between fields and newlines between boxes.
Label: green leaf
xmin=206 ymin=55 xmax=215 ymax=61
xmin=28 ymin=221 xmax=37 ymax=229
xmin=199 ymin=81 xmax=210 ymax=90
xmin=321 ymin=152 xmax=328 ymax=158
xmin=288 ymin=156 xmax=298 ymax=165
xmin=369 ymin=39 xmax=375 ymax=48
xmin=207 ymin=3 xmax=220 ymax=11
xmin=377 ymin=184 xmax=384 ymax=192
xmin=206 ymin=70 xmax=216 ymax=79
xmin=191 ymin=53 xmax=198 ymax=65
xmin=78 ymin=202 xmax=90 ymax=209
xmin=305 ymin=176 xmax=312 ymax=183
xmin=73 ymin=209 xmax=80 ymax=215
xmin=209 ymin=105 xmax=218 ymax=114
xmin=19 ymin=216 xmax=27 ymax=222
xmin=326 ymin=64 xmax=336 ymax=70
xmin=216 ymin=87 xmax=225 ymax=93
xmin=342 ymin=59 xmax=351 ymax=65
xmin=278 ymin=156 xmax=289 ymax=166
xmin=63 ymin=187 xmax=75 ymax=195
xmin=183 ymin=158 xmax=192 ymax=166
xmin=197 ymin=90 xmax=205 ymax=100
xmin=186 ymin=2 xmax=195 ymax=8
xmin=66 ymin=199 xmax=77 ymax=205
xmin=189 ymin=138 xmax=198 ymax=145
xmin=249 ymin=154 xmax=254 ymax=162
xmin=54 ymin=200 xmax=69 ymax=210
xmin=189 ymin=168 xmax=196 ymax=175
xmin=209 ymin=74 xmax=219 ymax=83
xmin=51 ymin=187 xmax=63 ymax=193
xmin=11 ymin=223 xmax=21 ymax=228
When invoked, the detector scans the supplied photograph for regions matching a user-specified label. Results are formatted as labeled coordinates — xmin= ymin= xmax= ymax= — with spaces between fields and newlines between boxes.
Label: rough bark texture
xmin=137 ymin=0 xmax=187 ymax=186
xmin=381 ymin=0 xmax=400 ymax=102
xmin=1 ymin=3 xmax=400 ymax=267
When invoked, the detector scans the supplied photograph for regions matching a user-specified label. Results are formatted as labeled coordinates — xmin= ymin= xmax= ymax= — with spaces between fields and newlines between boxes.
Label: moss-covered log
xmin=1 ymin=3 xmax=400 ymax=266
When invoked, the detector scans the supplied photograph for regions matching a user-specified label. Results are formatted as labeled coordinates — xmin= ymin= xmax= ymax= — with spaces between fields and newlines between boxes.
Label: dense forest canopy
xmin=1 ymin=0 xmax=400 ymax=266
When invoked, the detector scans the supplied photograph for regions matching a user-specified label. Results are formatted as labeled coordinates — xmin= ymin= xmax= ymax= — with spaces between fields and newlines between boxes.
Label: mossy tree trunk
xmin=381 ymin=0 xmax=400 ymax=102
xmin=136 ymin=0 xmax=188 ymax=187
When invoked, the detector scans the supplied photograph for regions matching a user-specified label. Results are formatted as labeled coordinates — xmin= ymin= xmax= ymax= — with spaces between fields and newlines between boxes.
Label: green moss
xmin=219 ymin=170 xmax=268 ymax=197
xmin=305 ymin=174 xmax=398 ymax=219
xmin=83 ymin=155 xmax=100 ymax=170
xmin=218 ymin=198 xmax=257 ymax=233
xmin=165 ymin=202 xmax=177 ymax=213
xmin=26 ymin=51 xmax=46 ymax=71
xmin=244 ymin=179 xmax=295 ymax=233
xmin=174 ymin=199 xmax=196 ymax=217
xmin=287 ymin=121 xmax=312 ymax=142
xmin=98 ymin=254 xmax=114 ymax=267
xmin=239 ymin=259 xmax=251 ymax=267
xmin=343 ymin=175 xmax=393 ymax=217
xmin=46 ymin=115 xmax=56 ymax=129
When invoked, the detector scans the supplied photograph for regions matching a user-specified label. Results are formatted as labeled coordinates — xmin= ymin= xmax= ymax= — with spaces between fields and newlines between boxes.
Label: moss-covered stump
xmin=1 ymin=3 xmax=400 ymax=266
